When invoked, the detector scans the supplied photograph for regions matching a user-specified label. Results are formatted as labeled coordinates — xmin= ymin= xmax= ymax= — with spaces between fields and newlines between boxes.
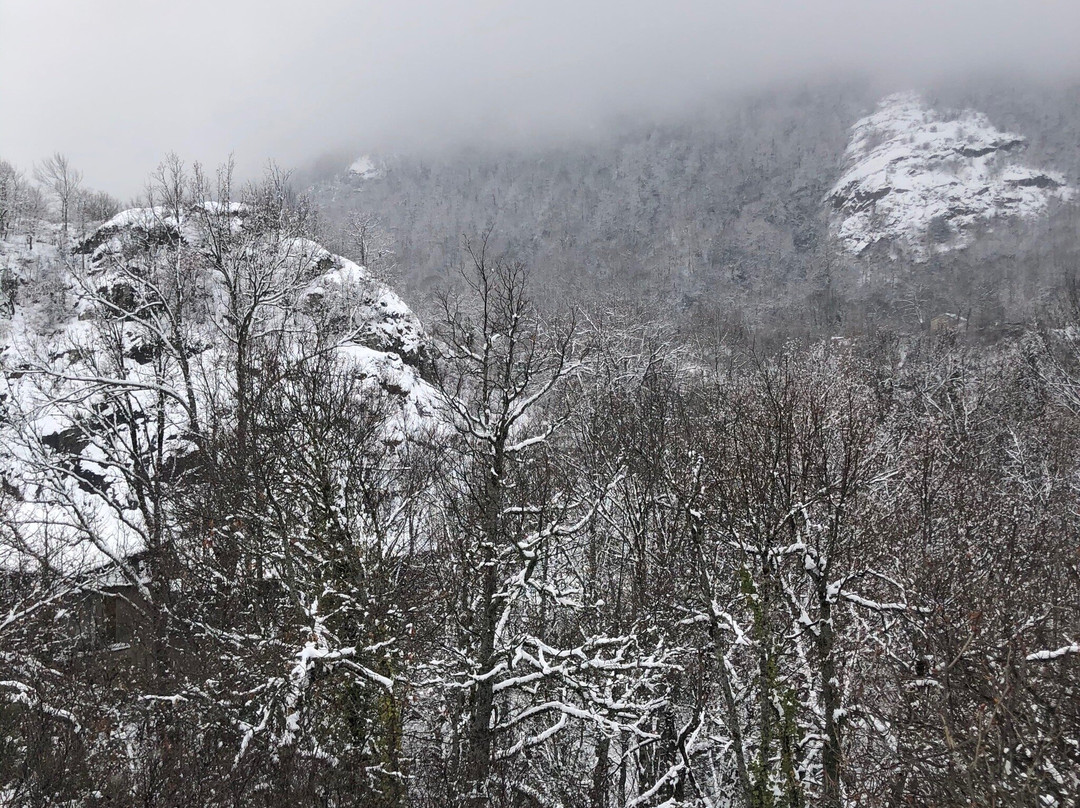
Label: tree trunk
xmin=464 ymin=445 xmax=505 ymax=807
xmin=590 ymin=735 xmax=610 ymax=808
xmin=818 ymin=580 xmax=842 ymax=808
xmin=711 ymin=619 xmax=752 ymax=808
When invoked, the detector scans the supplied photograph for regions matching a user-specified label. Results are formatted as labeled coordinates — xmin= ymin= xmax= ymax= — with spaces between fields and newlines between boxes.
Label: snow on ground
xmin=827 ymin=92 xmax=1073 ymax=260
xmin=336 ymin=344 xmax=441 ymax=440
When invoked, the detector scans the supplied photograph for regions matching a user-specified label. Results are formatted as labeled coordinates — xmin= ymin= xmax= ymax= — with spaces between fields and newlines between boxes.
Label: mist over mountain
xmin=4 ymin=0 xmax=1080 ymax=196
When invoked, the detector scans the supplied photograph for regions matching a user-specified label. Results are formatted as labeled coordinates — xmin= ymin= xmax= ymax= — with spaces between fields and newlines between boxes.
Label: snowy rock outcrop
xmin=828 ymin=92 xmax=1072 ymax=260
xmin=1 ymin=207 xmax=438 ymax=566
xmin=347 ymin=154 xmax=383 ymax=180
xmin=74 ymin=208 xmax=428 ymax=368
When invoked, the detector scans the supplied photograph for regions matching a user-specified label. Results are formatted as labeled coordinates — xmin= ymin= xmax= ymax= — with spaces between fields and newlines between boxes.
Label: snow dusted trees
xmin=168 ymin=346 xmax=429 ymax=802
xmin=0 ymin=153 xmax=117 ymax=255
xmin=0 ymin=156 xmax=431 ymax=800
xmin=416 ymin=238 xmax=677 ymax=808
xmin=576 ymin=339 xmax=894 ymax=808
xmin=0 ymin=158 xmax=45 ymax=249
xmin=4 ymin=166 xmax=1080 ymax=805
xmin=0 ymin=160 xmax=25 ymax=241
xmin=699 ymin=349 xmax=901 ymax=808
xmin=879 ymin=337 xmax=1080 ymax=807
xmin=550 ymin=332 xmax=1079 ymax=808
xmin=345 ymin=211 xmax=397 ymax=283
xmin=423 ymin=235 xmax=588 ymax=805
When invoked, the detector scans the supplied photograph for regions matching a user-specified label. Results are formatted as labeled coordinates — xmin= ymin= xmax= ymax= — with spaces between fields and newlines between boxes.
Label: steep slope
xmin=828 ymin=92 xmax=1072 ymax=260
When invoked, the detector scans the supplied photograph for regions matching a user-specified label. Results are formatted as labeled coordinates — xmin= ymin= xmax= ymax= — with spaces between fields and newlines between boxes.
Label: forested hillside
xmin=2 ymin=78 xmax=1080 ymax=807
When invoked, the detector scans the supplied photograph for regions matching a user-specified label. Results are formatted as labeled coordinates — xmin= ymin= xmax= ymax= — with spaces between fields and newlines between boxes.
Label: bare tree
xmin=417 ymin=235 xmax=676 ymax=808
xmin=345 ymin=210 xmax=398 ymax=283
xmin=34 ymin=152 xmax=83 ymax=243
xmin=0 ymin=159 xmax=24 ymax=240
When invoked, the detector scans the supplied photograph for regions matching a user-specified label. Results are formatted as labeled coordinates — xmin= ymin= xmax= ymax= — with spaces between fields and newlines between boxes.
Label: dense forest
xmin=1 ymin=80 xmax=1080 ymax=807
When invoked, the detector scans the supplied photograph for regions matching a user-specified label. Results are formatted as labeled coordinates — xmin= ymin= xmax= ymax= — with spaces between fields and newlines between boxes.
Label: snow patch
xmin=348 ymin=155 xmax=383 ymax=180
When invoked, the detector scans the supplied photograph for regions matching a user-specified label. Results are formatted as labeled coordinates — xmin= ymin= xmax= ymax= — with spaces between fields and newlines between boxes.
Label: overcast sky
xmin=2 ymin=0 xmax=1079 ymax=198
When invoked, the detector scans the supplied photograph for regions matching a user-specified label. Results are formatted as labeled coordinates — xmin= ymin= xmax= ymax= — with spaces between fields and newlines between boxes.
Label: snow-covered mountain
xmin=828 ymin=92 xmax=1072 ymax=260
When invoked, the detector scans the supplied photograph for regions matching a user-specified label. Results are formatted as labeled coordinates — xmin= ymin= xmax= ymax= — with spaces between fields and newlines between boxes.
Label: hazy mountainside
xmin=309 ymin=80 xmax=1080 ymax=336
xmin=828 ymin=92 xmax=1071 ymax=260
xmin=310 ymin=85 xmax=869 ymax=302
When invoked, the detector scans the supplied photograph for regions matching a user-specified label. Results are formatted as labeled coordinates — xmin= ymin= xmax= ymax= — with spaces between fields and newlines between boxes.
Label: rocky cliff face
xmin=346 ymin=154 xmax=384 ymax=180
xmin=828 ymin=92 xmax=1072 ymax=260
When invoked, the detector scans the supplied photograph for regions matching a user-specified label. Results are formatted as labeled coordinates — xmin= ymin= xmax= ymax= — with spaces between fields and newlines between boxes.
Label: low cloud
xmin=1 ymin=0 xmax=1077 ymax=196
